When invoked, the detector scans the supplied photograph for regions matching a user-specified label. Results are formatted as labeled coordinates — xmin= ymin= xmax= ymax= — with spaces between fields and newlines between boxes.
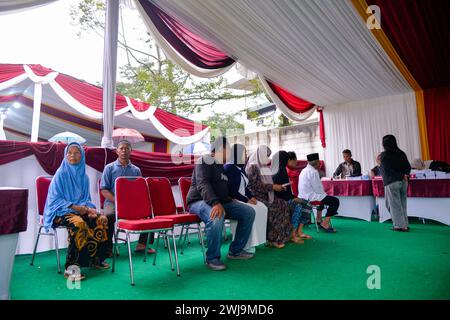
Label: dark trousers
xmin=138 ymin=232 xmax=155 ymax=245
xmin=318 ymin=195 xmax=340 ymax=217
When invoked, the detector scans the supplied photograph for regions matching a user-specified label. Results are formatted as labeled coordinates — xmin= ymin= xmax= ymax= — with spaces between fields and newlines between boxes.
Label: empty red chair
xmin=178 ymin=177 xmax=192 ymax=214
xmin=112 ymin=177 xmax=179 ymax=285
xmin=147 ymin=177 xmax=205 ymax=262
xmin=179 ymin=177 xmax=232 ymax=242
xmin=30 ymin=176 xmax=63 ymax=273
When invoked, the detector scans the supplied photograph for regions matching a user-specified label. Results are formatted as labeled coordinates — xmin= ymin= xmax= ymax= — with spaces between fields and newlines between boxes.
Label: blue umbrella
xmin=49 ymin=131 xmax=86 ymax=144
xmin=183 ymin=141 xmax=210 ymax=154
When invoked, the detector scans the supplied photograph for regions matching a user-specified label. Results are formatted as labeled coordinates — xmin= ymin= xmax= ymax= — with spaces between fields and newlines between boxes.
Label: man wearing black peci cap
xmin=298 ymin=153 xmax=339 ymax=232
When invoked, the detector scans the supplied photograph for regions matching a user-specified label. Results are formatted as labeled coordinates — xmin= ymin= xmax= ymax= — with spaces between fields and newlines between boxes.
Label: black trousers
xmin=318 ymin=195 xmax=340 ymax=217
xmin=138 ymin=232 xmax=155 ymax=245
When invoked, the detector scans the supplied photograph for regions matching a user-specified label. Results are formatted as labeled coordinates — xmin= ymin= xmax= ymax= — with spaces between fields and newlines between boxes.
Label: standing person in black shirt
xmin=380 ymin=135 xmax=411 ymax=231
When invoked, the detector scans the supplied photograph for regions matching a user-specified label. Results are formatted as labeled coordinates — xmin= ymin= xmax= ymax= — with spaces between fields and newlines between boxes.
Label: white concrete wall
xmin=228 ymin=119 xmax=323 ymax=161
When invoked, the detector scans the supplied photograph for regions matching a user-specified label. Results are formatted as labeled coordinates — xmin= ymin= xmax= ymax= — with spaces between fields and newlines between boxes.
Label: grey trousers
xmin=385 ymin=180 xmax=408 ymax=228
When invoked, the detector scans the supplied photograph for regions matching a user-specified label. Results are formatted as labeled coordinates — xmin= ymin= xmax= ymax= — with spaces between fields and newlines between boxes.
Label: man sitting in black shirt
xmin=333 ymin=149 xmax=362 ymax=179
xmin=187 ymin=137 xmax=256 ymax=271
xmin=370 ymin=153 xmax=382 ymax=178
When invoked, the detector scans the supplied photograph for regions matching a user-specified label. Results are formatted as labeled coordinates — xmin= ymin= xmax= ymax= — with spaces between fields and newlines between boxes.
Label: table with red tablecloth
xmin=320 ymin=180 xmax=375 ymax=221
xmin=0 ymin=187 xmax=28 ymax=300
xmin=372 ymin=179 xmax=450 ymax=225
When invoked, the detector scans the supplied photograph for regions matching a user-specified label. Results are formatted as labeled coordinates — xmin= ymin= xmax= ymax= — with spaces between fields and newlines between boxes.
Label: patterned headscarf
xmin=246 ymin=145 xmax=274 ymax=203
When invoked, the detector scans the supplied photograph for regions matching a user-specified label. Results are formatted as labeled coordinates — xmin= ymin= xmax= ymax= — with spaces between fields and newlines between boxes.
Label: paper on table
xmin=345 ymin=176 xmax=363 ymax=181
xmin=435 ymin=171 xmax=448 ymax=179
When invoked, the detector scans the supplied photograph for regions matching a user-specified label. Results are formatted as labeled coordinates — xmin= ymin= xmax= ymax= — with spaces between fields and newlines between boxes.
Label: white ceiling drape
xmin=151 ymin=0 xmax=412 ymax=106
xmin=258 ymin=75 xmax=317 ymax=121
xmin=323 ymin=92 xmax=421 ymax=177
xmin=135 ymin=0 xmax=235 ymax=78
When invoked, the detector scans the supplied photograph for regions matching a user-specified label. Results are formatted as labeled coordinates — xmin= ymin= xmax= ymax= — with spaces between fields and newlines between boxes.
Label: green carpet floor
xmin=10 ymin=218 xmax=450 ymax=300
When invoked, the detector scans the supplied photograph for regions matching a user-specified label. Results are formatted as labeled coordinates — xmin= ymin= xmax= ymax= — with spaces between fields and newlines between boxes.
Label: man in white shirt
xmin=298 ymin=153 xmax=339 ymax=232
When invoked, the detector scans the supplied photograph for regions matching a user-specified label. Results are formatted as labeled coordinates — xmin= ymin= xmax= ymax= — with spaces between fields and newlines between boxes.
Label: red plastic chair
xmin=179 ymin=177 xmax=232 ymax=242
xmin=179 ymin=177 xmax=211 ymax=246
xmin=98 ymin=178 xmax=121 ymax=256
xmin=146 ymin=177 xmax=205 ymax=262
xmin=112 ymin=177 xmax=179 ymax=285
xmin=178 ymin=177 xmax=192 ymax=213
xmin=30 ymin=176 xmax=63 ymax=273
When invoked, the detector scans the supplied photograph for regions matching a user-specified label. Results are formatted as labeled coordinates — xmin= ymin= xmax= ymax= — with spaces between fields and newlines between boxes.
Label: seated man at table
xmin=186 ymin=136 xmax=256 ymax=271
xmin=299 ymin=153 xmax=339 ymax=233
xmin=100 ymin=140 xmax=155 ymax=255
xmin=370 ymin=153 xmax=382 ymax=178
xmin=333 ymin=149 xmax=362 ymax=179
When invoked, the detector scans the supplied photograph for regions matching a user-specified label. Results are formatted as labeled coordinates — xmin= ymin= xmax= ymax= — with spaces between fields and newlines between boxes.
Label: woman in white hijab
xmin=245 ymin=145 xmax=292 ymax=248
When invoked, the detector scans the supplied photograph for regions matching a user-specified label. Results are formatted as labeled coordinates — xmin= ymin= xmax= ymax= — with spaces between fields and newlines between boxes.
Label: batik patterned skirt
xmin=53 ymin=213 xmax=109 ymax=269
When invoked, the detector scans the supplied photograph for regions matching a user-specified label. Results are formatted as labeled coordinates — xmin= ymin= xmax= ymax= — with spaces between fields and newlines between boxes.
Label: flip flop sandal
xmin=267 ymin=241 xmax=285 ymax=249
xmin=94 ymin=262 xmax=110 ymax=270
xmin=290 ymin=237 xmax=304 ymax=244
xmin=64 ymin=272 xmax=86 ymax=281
xmin=134 ymin=247 xmax=146 ymax=253
xmin=300 ymin=234 xmax=313 ymax=239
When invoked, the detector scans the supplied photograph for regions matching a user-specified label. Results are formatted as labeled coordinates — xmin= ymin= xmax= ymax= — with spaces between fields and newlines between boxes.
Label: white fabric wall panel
xmin=323 ymin=92 xmax=421 ymax=177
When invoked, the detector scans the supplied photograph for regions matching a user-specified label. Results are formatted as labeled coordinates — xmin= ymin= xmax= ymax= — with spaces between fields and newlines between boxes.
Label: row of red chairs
xmin=31 ymin=176 xmax=205 ymax=286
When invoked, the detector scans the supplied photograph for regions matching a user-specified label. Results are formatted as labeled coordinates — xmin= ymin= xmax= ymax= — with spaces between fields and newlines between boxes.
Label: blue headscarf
xmin=43 ymin=142 xmax=95 ymax=230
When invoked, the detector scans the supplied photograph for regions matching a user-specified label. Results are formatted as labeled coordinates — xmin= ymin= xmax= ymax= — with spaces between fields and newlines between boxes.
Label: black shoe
xmin=206 ymin=259 xmax=227 ymax=271
xmin=319 ymin=223 xmax=336 ymax=233
xmin=227 ymin=250 xmax=254 ymax=260
xmin=392 ymin=227 xmax=409 ymax=232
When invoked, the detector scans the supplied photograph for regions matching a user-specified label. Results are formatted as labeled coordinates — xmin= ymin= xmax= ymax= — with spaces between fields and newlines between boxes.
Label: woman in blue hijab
xmin=43 ymin=142 xmax=109 ymax=280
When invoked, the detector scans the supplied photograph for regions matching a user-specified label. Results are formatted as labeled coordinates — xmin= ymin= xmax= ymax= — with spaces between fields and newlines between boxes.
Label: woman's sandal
xmin=299 ymin=234 xmax=313 ymax=239
xmin=94 ymin=261 xmax=110 ymax=270
xmin=267 ymin=241 xmax=286 ymax=249
xmin=64 ymin=271 xmax=86 ymax=281
xmin=134 ymin=244 xmax=156 ymax=254
xmin=290 ymin=237 xmax=305 ymax=244
xmin=392 ymin=227 xmax=409 ymax=232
